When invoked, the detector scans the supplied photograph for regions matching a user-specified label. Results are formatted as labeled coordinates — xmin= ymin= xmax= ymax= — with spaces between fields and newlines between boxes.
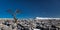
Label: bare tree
xmin=6 ymin=9 xmax=21 ymax=23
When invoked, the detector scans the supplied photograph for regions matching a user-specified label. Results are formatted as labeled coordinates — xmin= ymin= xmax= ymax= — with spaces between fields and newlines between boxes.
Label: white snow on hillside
xmin=35 ymin=17 xmax=60 ymax=20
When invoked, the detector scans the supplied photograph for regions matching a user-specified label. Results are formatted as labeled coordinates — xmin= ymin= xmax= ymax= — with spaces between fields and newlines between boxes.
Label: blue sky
xmin=0 ymin=0 xmax=60 ymax=18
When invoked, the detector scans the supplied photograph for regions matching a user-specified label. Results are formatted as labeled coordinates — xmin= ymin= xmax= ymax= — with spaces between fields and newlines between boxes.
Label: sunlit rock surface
xmin=0 ymin=17 xmax=60 ymax=30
